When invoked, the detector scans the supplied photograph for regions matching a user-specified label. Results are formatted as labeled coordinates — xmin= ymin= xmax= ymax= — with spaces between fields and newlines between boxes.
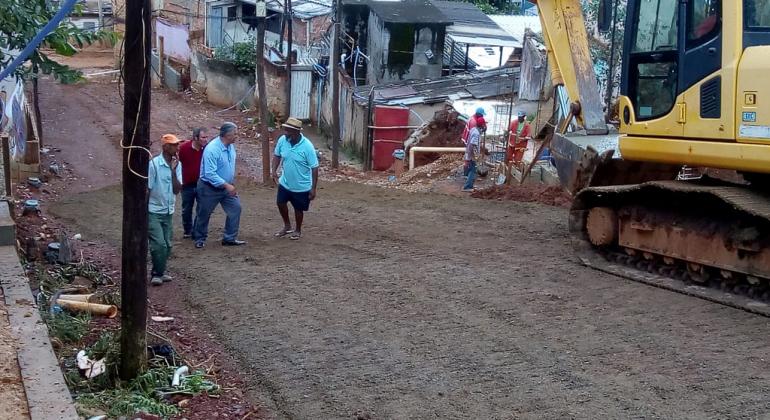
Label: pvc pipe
xmin=56 ymin=299 xmax=118 ymax=318
xmin=172 ymin=366 xmax=189 ymax=387
xmin=409 ymin=147 xmax=466 ymax=170
xmin=58 ymin=293 xmax=96 ymax=303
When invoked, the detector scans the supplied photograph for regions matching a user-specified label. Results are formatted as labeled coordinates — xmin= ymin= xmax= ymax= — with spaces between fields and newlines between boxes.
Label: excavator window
xmin=628 ymin=0 xmax=679 ymax=120
xmin=688 ymin=0 xmax=720 ymax=46
xmin=745 ymin=0 xmax=770 ymax=28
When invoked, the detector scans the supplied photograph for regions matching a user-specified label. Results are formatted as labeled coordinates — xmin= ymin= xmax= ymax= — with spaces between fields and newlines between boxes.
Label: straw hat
xmin=282 ymin=117 xmax=303 ymax=131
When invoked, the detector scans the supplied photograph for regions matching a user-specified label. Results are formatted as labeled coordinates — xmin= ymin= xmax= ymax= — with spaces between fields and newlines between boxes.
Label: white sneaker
xmin=151 ymin=277 xmax=163 ymax=286
xmin=161 ymin=274 xmax=173 ymax=283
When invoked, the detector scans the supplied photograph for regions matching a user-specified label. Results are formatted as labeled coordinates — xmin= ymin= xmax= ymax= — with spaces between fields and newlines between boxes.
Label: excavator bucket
xmin=550 ymin=132 xmax=681 ymax=195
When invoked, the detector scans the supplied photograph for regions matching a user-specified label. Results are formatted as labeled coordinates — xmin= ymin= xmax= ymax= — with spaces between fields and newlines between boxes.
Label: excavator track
xmin=570 ymin=180 xmax=770 ymax=317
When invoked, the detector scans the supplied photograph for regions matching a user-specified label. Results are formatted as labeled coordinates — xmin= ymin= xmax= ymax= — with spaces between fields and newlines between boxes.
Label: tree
xmin=581 ymin=0 xmax=627 ymax=113
xmin=0 ymin=0 xmax=116 ymax=83
xmin=1 ymin=0 xmax=115 ymax=144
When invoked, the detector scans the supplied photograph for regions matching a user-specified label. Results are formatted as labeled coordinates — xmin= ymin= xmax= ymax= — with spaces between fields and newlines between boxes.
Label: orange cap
xmin=161 ymin=134 xmax=181 ymax=145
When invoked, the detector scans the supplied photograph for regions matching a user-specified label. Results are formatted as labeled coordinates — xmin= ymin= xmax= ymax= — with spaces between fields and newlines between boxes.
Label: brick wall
xmin=280 ymin=15 xmax=332 ymax=48
xmin=158 ymin=0 xmax=206 ymax=32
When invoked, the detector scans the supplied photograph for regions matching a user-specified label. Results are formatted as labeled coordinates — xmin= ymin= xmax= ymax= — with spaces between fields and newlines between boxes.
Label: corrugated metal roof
xmin=433 ymin=1 xmax=519 ymax=47
xmin=442 ymin=41 xmax=480 ymax=70
xmin=241 ymin=0 xmax=332 ymax=19
xmin=488 ymin=15 xmax=542 ymax=45
xmin=352 ymin=67 xmax=519 ymax=105
xmin=343 ymin=0 xmax=453 ymax=24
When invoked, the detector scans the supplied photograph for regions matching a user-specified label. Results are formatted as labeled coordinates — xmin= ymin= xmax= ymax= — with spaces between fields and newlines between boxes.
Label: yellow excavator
xmin=533 ymin=0 xmax=770 ymax=315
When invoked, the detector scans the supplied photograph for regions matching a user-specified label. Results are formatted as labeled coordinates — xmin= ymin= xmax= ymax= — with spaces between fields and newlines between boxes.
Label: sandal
xmin=289 ymin=231 xmax=302 ymax=241
xmin=274 ymin=228 xmax=294 ymax=237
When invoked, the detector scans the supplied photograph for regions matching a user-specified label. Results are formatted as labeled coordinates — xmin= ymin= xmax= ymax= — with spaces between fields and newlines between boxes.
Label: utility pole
xmin=285 ymin=0 xmax=293 ymax=119
xmin=97 ymin=0 xmax=104 ymax=30
xmin=255 ymin=0 xmax=272 ymax=184
xmin=120 ymin=0 xmax=151 ymax=380
xmin=330 ymin=0 xmax=341 ymax=168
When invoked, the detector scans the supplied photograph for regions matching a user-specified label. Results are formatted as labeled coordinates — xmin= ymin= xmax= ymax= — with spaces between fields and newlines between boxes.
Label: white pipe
xmin=409 ymin=147 xmax=466 ymax=170
xmin=172 ymin=365 xmax=189 ymax=387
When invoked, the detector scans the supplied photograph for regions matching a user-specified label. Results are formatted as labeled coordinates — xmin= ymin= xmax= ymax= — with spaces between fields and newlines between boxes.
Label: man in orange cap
xmin=148 ymin=134 xmax=183 ymax=286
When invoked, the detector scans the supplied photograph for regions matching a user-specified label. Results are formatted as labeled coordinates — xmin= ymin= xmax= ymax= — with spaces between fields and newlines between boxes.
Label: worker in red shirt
xmin=507 ymin=111 xmax=532 ymax=165
xmin=472 ymin=107 xmax=487 ymax=133
xmin=177 ymin=128 xmax=209 ymax=238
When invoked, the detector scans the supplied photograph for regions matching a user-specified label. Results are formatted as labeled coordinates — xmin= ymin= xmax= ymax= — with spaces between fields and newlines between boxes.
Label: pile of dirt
xmin=405 ymin=107 xmax=466 ymax=167
xmin=472 ymin=184 xmax=572 ymax=208
xmin=399 ymin=154 xmax=464 ymax=184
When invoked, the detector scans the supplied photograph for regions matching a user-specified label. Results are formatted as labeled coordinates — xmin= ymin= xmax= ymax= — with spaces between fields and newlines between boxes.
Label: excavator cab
xmin=616 ymin=0 xmax=770 ymax=176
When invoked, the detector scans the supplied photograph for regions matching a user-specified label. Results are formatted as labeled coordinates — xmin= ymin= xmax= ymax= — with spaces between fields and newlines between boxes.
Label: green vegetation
xmin=215 ymin=39 xmax=257 ymax=73
xmin=0 ymin=0 xmax=117 ymax=83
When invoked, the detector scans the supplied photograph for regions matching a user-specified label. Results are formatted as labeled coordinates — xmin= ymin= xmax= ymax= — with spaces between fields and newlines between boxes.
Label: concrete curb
xmin=0 ymin=246 xmax=79 ymax=420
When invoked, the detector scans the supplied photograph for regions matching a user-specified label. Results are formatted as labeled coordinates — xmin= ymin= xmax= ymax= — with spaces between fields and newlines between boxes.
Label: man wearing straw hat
xmin=148 ymin=134 xmax=183 ymax=286
xmin=271 ymin=117 xmax=319 ymax=240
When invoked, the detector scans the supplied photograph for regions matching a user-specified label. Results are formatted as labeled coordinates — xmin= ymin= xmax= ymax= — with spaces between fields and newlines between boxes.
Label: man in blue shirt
xmin=148 ymin=134 xmax=183 ymax=286
xmin=271 ymin=117 xmax=319 ymax=240
xmin=193 ymin=122 xmax=245 ymax=248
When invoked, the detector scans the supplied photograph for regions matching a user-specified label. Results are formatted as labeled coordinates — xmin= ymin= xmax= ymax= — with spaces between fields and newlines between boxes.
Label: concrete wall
xmin=151 ymin=51 xmax=183 ymax=91
xmin=191 ymin=51 xmax=288 ymax=116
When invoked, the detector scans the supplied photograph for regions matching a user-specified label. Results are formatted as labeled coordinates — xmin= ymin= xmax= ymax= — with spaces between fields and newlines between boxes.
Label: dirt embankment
xmin=472 ymin=184 xmax=572 ymax=208
xmin=405 ymin=108 xmax=466 ymax=167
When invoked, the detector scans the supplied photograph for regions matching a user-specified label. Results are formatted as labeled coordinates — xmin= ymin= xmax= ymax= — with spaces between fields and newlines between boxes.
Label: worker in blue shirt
xmin=193 ymin=122 xmax=245 ymax=248
xmin=271 ymin=117 xmax=319 ymax=241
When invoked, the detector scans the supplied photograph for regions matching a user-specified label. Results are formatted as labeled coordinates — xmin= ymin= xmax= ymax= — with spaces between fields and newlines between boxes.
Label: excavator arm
xmin=530 ymin=0 xmax=608 ymax=135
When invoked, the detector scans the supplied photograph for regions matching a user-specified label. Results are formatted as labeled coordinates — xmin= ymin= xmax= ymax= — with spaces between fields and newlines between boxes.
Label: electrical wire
xmin=119 ymin=6 xmax=153 ymax=180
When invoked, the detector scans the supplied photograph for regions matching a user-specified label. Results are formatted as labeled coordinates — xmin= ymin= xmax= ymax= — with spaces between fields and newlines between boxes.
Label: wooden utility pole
xmin=120 ymin=0 xmax=151 ymax=380
xmin=255 ymin=0 xmax=272 ymax=184
xmin=97 ymin=0 xmax=104 ymax=30
xmin=330 ymin=0 xmax=341 ymax=168
xmin=159 ymin=36 xmax=166 ymax=85
xmin=285 ymin=0 xmax=293 ymax=119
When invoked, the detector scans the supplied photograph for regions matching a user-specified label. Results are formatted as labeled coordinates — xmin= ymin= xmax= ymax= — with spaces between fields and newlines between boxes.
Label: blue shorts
xmin=277 ymin=184 xmax=311 ymax=211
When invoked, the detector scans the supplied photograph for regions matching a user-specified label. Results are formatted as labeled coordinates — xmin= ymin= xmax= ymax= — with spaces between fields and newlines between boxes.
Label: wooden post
xmin=285 ymin=0 xmax=293 ymax=118
xmin=120 ymin=0 xmax=151 ymax=380
xmin=1 ymin=136 xmax=10 ymax=197
xmin=31 ymin=63 xmax=43 ymax=147
xmin=464 ymin=43 xmax=469 ymax=71
xmin=330 ymin=0 xmax=341 ymax=168
xmin=159 ymin=36 xmax=165 ymax=86
xmin=97 ymin=0 xmax=104 ymax=29
xmin=255 ymin=1 xmax=272 ymax=184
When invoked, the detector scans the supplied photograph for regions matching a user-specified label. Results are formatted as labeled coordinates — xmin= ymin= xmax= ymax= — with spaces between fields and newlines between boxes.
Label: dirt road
xmin=41 ymin=71 xmax=770 ymax=419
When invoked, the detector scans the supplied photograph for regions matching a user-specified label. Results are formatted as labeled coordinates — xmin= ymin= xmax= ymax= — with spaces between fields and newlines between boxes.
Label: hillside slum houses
xmin=111 ymin=0 xmax=546 ymax=172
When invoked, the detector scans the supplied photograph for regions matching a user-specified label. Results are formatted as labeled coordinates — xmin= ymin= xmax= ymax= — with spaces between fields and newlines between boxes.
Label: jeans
xmin=148 ymin=212 xmax=173 ymax=276
xmin=181 ymin=184 xmax=198 ymax=235
xmin=464 ymin=160 xmax=477 ymax=190
xmin=193 ymin=181 xmax=242 ymax=242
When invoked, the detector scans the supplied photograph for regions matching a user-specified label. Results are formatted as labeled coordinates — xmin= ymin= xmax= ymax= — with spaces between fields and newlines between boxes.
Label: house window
xmin=82 ymin=21 xmax=96 ymax=32
xmin=227 ymin=5 xmax=238 ymax=22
